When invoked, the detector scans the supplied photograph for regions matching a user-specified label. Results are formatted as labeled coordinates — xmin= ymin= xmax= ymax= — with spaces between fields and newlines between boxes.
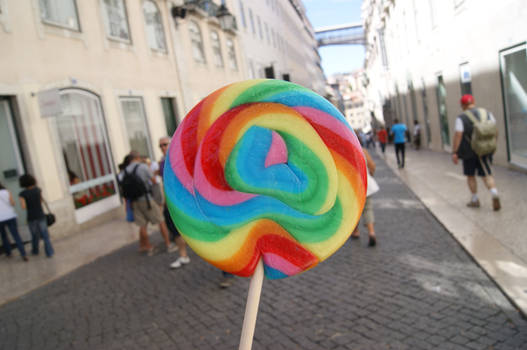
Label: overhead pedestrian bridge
xmin=314 ymin=22 xmax=365 ymax=47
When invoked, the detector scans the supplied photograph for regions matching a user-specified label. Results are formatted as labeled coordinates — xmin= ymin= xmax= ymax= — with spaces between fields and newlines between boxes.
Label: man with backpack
xmin=451 ymin=94 xmax=501 ymax=211
xmin=122 ymin=151 xmax=177 ymax=255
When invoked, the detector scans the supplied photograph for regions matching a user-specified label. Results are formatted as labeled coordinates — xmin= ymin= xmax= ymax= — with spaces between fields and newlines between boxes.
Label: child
xmin=0 ymin=182 xmax=28 ymax=261
xmin=351 ymin=146 xmax=379 ymax=247
xmin=19 ymin=174 xmax=54 ymax=257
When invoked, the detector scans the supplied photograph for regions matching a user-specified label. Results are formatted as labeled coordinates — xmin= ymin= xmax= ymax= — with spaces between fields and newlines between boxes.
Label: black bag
xmin=42 ymin=198 xmax=55 ymax=227
xmin=120 ymin=164 xmax=151 ymax=208
xmin=46 ymin=213 xmax=56 ymax=226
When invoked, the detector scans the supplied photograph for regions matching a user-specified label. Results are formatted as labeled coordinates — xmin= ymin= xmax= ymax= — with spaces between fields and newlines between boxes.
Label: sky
xmin=303 ymin=0 xmax=365 ymax=77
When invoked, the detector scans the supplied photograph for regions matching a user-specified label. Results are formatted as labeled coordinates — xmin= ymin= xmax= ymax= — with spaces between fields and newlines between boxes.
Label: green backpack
xmin=463 ymin=108 xmax=497 ymax=156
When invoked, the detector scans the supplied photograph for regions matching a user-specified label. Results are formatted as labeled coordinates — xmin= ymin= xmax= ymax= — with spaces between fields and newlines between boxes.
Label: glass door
xmin=500 ymin=43 xmax=527 ymax=169
xmin=0 ymin=99 xmax=30 ymax=242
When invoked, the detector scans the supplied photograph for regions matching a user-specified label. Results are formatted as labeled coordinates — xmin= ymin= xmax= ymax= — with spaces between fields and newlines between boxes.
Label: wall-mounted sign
xmin=459 ymin=63 xmax=471 ymax=83
xmin=37 ymin=88 xmax=62 ymax=118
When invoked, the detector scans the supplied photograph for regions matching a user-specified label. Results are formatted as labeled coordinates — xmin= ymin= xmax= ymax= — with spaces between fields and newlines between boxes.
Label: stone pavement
xmin=378 ymin=145 xmax=527 ymax=316
xmin=1 ymin=152 xmax=527 ymax=349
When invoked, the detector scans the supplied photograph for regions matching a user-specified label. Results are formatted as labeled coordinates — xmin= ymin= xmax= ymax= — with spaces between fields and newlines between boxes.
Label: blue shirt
xmin=391 ymin=123 xmax=407 ymax=144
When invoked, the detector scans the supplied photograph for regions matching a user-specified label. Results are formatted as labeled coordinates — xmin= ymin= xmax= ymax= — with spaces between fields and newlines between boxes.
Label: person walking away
xmin=0 ymin=182 xmax=28 ymax=261
xmin=18 ymin=174 xmax=54 ymax=257
xmin=122 ymin=151 xmax=177 ymax=255
xmin=350 ymin=146 xmax=379 ymax=247
xmin=451 ymin=94 xmax=501 ymax=211
xmin=377 ymin=127 xmax=387 ymax=154
xmin=157 ymin=137 xmax=190 ymax=269
xmin=390 ymin=119 xmax=408 ymax=168
xmin=413 ymin=120 xmax=421 ymax=150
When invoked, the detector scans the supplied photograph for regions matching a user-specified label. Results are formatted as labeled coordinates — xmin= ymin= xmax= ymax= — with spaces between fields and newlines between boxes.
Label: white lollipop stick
xmin=239 ymin=259 xmax=264 ymax=350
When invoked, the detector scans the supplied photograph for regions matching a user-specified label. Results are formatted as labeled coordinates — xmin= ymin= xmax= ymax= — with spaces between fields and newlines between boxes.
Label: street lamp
xmin=216 ymin=2 xmax=235 ymax=31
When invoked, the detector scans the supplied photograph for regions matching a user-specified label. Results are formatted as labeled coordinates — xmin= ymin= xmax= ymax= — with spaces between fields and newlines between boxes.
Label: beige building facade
xmin=362 ymin=0 xmax=527 ymax=170
xmin=0 ymin=0 xmax=325 ymax=239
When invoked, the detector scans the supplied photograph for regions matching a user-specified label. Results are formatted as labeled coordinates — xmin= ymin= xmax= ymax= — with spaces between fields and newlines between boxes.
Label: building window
xmin=435 ymin=75 xmax=450 ymax=147
xmin=188 ymin=20 xmax=206 ymax=63
xmin=120 ymin=97 xmax=153 ymax=160
xmin=56 ymin=89 xmax=117 ymax=209
xmin=257 ymin=16 xmax=263 ymax=40
xmin=39 ymin=0 xmax=80 ymax=31
xmin=500 ymin=43 xmax=527 ymax=168
xmin=161 ymin=97 xmax=179 ymax=136
xmin=143 ymin=0 xmax=167 ymax=52
xmin=238 ymin=0 xmax=246 ymax=29
xmin=226 ymin=38 xmax=238 ymax=70
xmin=459 ymin=62 xmax=472 ymax=95
xmin=101 ymin=0 xmax=130 ymax=42
xmin=210 ymin=30 xmax=224 ymax=67
xmin=248 ymin=8 xmax=255 ymax=35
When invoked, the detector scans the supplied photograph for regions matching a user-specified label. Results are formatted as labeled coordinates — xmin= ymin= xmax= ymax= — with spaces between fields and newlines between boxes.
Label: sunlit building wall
xmin=362 ymin=0 xmax=527 ymax=169
xmin=232 ymin=0 xmax=325 ymax=95
xmin=0 ymin=0 xmax=242 ymax=237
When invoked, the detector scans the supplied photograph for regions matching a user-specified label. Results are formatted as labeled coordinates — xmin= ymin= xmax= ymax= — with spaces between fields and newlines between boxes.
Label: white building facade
xmin=362 ymin=0 xmax=527 ymax=170
xmin=0 ymin=0 xmax=325 ymax=239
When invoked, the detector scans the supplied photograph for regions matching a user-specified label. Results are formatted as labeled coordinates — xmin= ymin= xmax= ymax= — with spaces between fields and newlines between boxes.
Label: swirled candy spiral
xmin=164 ymin=79 xmax=367 ymax=279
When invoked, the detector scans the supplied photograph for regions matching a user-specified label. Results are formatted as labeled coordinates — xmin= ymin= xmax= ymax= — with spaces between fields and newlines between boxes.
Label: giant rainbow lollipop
xmin=164 ymin=79 xmax=366 ymax=348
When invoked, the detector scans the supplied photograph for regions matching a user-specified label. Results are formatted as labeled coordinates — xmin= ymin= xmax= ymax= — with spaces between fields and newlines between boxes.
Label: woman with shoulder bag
xmin=0 ymin=182 xmax=28 ymax=261
xmin=18 ymin=174 xmax=54 ymax=258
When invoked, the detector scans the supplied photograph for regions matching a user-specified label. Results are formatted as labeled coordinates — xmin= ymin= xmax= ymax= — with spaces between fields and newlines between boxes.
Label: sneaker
xmin=166 ymin=244 xmax=179 ymax=253
xmin=219 ymin=277 xmax=233 ymax=289
xmin=492 ymin=197 xmax=501 ymax=211
xmin=368 ymin=236 xmax=377 ymax=247
xmin=22 ymin=256 xmax=29 ymax=262
xmin=170 ymin=256 xmax=190 ymax=269
xmin=146 ymin=247 xmax=155 ymax=257
xmin=466 ymin=200 xmax=480 ymax=208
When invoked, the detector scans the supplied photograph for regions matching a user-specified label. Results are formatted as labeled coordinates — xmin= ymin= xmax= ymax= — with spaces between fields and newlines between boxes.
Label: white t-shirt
xmin=455 ymin=111 xmax=496 ymax=132
xmin=0 ymin=189 xmax=17 ymax=222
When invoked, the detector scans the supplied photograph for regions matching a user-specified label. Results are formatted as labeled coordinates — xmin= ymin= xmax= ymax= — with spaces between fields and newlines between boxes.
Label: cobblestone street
xmin=1 ymin=153 xmax=526 ymax=350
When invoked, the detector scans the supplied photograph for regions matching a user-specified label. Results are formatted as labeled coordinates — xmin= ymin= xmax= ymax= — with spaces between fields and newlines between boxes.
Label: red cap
xmin=460 ymin=94 xmax=474 ymax=106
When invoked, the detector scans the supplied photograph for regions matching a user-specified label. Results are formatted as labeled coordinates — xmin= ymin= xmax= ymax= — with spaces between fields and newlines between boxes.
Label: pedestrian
xmin=451 ymin=94 xmax=501 ymax=211
xmin=118 ymin=155 xmax=135 ymax=223
xmin=377 ymin=127 xmax=387 ymax=154
xmin=18 ymin=174 xmax=54 ymax=258
xmin=350 ymin=144 xmax=379 ymax=247
xmin=0 ymin=182 xmax=28 ymax=261
xmin=122 ymin=151 xmax=177 ymax=255
xmin=157 ymin=137 xmax=190 ymax=269
xmin=390 ymin=118 xmax=408 ymax=168
xmin=413 ymin=120 xmax=421 ymax=150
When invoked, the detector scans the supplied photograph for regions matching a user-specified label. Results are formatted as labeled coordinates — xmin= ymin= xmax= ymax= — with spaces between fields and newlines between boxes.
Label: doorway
xmin=0 ymin=98 xmax=30 ymax=245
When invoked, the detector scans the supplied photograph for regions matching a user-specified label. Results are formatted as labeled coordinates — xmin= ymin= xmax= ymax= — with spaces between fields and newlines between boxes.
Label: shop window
xmin=188 ymin=20 xmax=206 ymax=63
xmin=56 ymin=90 xmax=116 ymax=209
xmin=39 ymin=0 xmax=80 ymax=31
xmin=120 ymin=97 xmax=153 ymax=160
xmin=435 ymin=74 xmax=451 ymax=147
xmin=143 ymin=0 xmax=167 ymax=52
xmin=161 ymin=97 xmax=179 ymax=136
xmin=500 ymin=43 xmax=527 ymax=168
xmin=226 ymin=38 xmax=238 ymax=70
xmin=210 ymin=30 xmax=224 ymax=67
xmin=101 ymin=0 xmax=130 ymax=42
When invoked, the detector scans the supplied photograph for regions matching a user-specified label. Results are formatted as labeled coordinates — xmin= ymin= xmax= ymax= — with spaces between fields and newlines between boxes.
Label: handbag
xmin=42 ymin=197 xmax=56 ymax=227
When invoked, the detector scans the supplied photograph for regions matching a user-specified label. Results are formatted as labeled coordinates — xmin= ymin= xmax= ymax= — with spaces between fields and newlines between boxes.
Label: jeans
xmin=0 ymin=218 xmax=27 ymax=257
xmin=395 ymin=143 xmax=406 ymax=167
xmin=28 ymin=218 xmax=54 ymax=257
